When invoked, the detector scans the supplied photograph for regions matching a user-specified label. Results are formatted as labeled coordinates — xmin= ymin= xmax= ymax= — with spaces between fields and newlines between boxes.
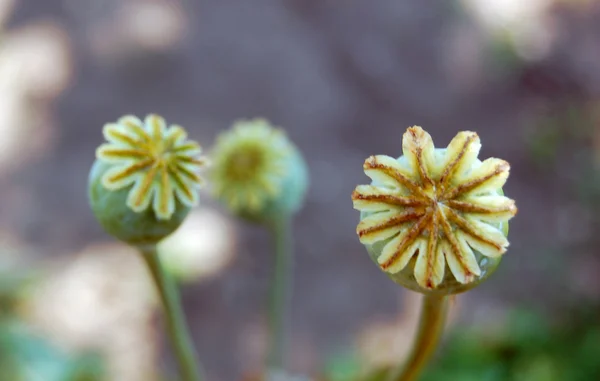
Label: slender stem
xmin=140 ymin=245 xmax=204 ymax=381
xmin=386 ymin=294 xmax=449 ymax=381
xmin=266 ymin=216 xmax=293 ymax=372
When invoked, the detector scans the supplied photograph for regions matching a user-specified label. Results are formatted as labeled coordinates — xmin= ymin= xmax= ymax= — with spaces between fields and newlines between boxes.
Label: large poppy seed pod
xmin=209 ymin=119 xmax=308 ymax=222
xmin=352 ymin=126 xmax=517 ymax=295
xmin=88 ymin=114 xmax=208 ymax=247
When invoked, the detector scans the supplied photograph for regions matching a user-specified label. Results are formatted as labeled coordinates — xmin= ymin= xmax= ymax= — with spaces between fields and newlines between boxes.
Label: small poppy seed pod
xmin=210 ymin=119 xmax=308 ymax=222
xmin=88 ymin=114 xmax=207 ymax=247
xmin=352 ymin=126 xmax=517 ymax=295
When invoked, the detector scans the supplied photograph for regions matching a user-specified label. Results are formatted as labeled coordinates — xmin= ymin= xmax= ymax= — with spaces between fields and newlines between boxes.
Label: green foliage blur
xmin=326 ymin=305 xmax=600 ymax=381
xmin=0 ymin=272 xmax=106 ymax=381
xmin=420 ymin=307 xmax=600 ymax=381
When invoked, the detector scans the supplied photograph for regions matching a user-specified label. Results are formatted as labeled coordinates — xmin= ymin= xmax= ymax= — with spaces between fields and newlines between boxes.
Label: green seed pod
xmin=351 ymin=126 xmax=517 ymax=295
xmin=210 ymin=119 xmax=308 ymax=223
xmin=88 ymin=114 xmax=207 ymax=247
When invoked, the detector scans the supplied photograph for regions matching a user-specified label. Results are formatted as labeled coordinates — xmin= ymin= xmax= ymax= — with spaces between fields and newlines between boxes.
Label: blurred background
xmin=1 ymin=0 xmax=600 ymax=380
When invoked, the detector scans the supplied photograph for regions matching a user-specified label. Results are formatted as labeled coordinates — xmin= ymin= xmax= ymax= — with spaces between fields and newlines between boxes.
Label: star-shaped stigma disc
xmin=352 ymin=126 xmax=517 ymax=290
xmin=97 ymin=114 xmax=207 ymax=220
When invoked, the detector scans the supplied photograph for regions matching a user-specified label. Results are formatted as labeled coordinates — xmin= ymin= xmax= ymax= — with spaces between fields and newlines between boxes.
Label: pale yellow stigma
xmin=224 ymin=145 xmax=266 ymax=182
xmin=352 ymin=126 xmax=517 ymax=289
xmin=210 ymin=119 xmax=292 ymax=213
xmin=96 ymin=114 xmax=207 ymax=220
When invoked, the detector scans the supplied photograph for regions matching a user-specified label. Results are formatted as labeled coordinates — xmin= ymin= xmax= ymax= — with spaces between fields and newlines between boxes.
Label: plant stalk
xmin=266 ymin=216 xmax=293 ymax=372
xmin=140 ymin=245 xmax=204 ymax=381
xmin=386 ymin=294 xmax=449 ymax=381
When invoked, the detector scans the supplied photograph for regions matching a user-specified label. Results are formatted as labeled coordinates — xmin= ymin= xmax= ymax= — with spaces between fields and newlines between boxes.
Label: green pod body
xmin=88 ymin=160 xmax=189 ymax=247
xmin=363 ymin=220 xmax=507 ymax=295
xmin=361 ymin=188 xmax=510 ymax=296
xmin=237 ymin=147 xmax=308 ymax=223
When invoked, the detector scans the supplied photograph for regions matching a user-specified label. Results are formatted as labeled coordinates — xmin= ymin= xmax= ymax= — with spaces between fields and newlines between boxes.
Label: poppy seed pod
xmin=210 ymin=119 xmax=308 ymax=222
xmin=352 ymin=126 xmax=517 ymax=295
xmin=88 ymin=114 xmax=207 ymax=247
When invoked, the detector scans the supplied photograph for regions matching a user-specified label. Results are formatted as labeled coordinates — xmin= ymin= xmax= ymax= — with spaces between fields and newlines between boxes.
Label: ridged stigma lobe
xmin=96 ymin=114 xmax=207 ymax=220
xmin=352 ymin=126 xmax=517 ymax=290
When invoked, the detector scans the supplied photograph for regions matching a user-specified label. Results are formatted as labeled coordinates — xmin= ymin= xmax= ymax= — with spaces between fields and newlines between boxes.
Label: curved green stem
xmin=266 ymin=216 xmax=293 ymax=372
xmin=386 ymin=294 xmax=449 ymax=381
xmin=140 ymin=246 xmax=204 ymax=381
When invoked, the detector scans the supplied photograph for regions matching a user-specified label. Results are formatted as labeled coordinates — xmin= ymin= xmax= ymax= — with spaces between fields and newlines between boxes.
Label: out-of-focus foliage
xmin=239 ymin=370 xmax=315 ymax=381
xmin=324 ymin=352 xmax=362 ymax=381
xmin=0 ymin=322 xmax=105 ymax=381
xmin=0 ymin=271 xmax=106 ymax=381
xmin=325 ymin=306 xmax=600 ymax=381
xmin=420 ymin=308 xmax=600 ymax=381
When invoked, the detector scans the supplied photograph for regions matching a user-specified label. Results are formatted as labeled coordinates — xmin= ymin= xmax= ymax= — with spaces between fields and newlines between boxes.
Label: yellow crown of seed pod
xmin=352 ymin=126 xmax=517 ymax=295
xmin=88 ymin=114 xmax=208 ymax=247
xmin=209 ymin=118 xmax=308 ymax=222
